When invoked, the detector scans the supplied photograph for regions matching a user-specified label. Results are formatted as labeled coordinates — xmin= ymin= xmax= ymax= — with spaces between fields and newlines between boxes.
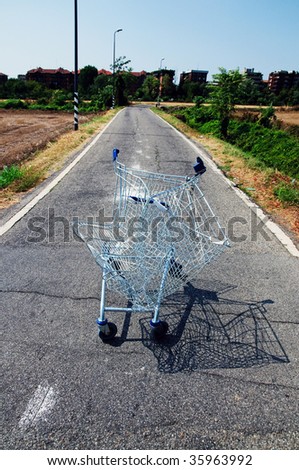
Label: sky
xmin=1 ymin=0 xmax=298 ymax=83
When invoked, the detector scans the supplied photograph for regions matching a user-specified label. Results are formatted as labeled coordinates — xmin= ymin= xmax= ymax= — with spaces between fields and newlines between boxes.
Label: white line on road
xmin=154 ymin=111 xmax=299 ymax=258
xmin=0 ymin=109 xmax=123 ymax=237
xmin=19 ymin=381 xmax=57 ymax=431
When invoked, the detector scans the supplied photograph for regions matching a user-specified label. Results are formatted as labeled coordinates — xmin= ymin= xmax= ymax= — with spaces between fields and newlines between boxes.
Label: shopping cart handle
xmin=113 ymin=148 xmax=120 ymax=161
xmin=194 ymin=156 xmax=206 ymax=175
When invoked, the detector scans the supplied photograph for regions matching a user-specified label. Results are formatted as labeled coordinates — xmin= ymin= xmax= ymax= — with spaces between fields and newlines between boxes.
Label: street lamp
xmin=157 ymin=58 xmax=165 ymax=106
xmin=112 ymin=28 xmax=123 ymax=108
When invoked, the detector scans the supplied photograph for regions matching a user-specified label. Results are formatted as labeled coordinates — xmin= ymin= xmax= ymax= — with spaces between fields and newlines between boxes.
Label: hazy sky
xmin=1 ymin=0 xmax=298 ymax=82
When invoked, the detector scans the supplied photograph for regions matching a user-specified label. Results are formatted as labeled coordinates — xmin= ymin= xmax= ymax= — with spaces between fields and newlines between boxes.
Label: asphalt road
xmin=1 ymin=106 xmax=299 ymax=450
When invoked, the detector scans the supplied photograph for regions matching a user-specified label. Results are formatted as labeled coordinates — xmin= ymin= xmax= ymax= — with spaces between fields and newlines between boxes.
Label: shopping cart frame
xmin=74 ymin=149 xmax=229 ymax=341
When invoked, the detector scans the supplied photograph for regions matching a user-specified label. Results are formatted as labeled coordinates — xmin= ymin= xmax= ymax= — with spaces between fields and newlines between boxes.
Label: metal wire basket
xmin=74 ymin=149 xmax=229 ymax=341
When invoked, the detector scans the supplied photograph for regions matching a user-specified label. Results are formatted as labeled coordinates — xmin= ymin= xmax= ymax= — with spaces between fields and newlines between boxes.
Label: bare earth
xmin=234 ymin=107 xmax=299 ymax=127
xmin=0 ymin=109 xmax=90 ymax=169
xmin=275 ymin=110 xmax=299 ymax=126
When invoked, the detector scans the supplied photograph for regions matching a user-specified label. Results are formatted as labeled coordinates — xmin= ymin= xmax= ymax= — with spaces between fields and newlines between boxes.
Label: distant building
xmin=243 ymin=68 xmax=263 ymax=87
xmin=17 ymin=74 xmax=26 ymax=81
xmin=98 ymin=69 xmax=112 ymax=76
xmin=179 ymin=70 xmax=208 ymax=86
xmin=97 ymin=68 xmax=147 ymax=92
xmin=26 ymin=67 xmax=73 ymax=89
xmin=129 ymin=71 xmax=147 ymax=93
xmin=152 ymin=69 xmax=176 ymax=82
xmin=131 ymin=70 xmax=147 ymax=80
xmin=268 ymin=70 xmax=299 ymax=94
xmin=0 ymin=72 xmax=8 ymax=85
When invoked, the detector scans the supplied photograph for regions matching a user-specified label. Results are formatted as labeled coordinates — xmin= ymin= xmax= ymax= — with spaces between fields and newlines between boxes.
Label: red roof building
xmin=98 ymin=69 xmax=112 ymax=76
xmin=26 ymin=67 xmax=73 ymax=89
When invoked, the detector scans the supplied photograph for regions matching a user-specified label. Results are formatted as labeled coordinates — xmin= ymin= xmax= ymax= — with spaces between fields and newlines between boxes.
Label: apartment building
xmin=268 ymin=70 xmax=299 ymax=94
xmin=0 ymin=72 xmax=8 ymax=85
xmin=179 ymin=70 xmax=208 ymax=85
xmin=243 ymin=68 xmax=263 ymax=87
xmin=26 ymin=67 xmax=73 ymax=90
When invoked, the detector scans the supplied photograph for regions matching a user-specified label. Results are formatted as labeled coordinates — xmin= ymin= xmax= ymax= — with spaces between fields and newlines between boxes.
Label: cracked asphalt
xmin=1 ymin=106 xmax=299 ymax=450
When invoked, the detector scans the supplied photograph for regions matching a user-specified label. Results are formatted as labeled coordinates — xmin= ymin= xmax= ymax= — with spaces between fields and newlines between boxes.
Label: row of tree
xmin=1 ymin=60 xmax=299 ymax=108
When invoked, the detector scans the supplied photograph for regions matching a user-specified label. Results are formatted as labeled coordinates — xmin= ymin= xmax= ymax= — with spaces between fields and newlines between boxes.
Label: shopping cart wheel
xmin=99 ymin=322 xmax=117 ymax=342
xmin=150 ymin=320 xmax=169 ymax=340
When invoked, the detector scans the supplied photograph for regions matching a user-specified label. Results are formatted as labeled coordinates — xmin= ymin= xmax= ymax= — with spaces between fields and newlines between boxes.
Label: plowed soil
xmin=0 ymin=109 xmax=90 ymax=169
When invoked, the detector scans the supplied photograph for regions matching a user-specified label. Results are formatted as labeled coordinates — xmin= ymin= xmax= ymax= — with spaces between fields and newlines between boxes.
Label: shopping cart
xmin=74 ymin=149 xmax=229 ymax=341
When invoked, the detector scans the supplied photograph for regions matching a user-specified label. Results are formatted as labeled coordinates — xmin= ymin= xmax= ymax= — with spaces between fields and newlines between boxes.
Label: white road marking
xmin=154 ymin=111 xmax=299 ymax=258
xmin=19 ymin=381 xmax=57 ymax=431
xmin=0 ymin=109 xmax=123 ymax=237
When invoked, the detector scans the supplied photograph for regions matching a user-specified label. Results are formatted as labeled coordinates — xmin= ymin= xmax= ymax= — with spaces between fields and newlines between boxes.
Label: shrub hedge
xmin=172 ymin=107 xmax=299 ymax=179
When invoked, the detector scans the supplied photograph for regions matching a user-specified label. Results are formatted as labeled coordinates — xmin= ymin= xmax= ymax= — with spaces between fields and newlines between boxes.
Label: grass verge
xmin=0 ymin=109 xmax=119 ymax=208
xmin=152 ymin=107 xmax=299 ymax=244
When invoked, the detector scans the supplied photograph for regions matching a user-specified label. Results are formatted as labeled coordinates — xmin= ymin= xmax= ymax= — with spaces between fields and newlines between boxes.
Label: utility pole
xmin=112 ymin=28 xmax=122 ymax=108
xmin=157 ymin=58 xmax=164 ymax=107
xmin=74 ymin=0 xmax=79 ymax=130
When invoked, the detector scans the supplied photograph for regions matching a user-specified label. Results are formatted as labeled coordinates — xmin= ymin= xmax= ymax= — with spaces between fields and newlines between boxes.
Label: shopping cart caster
xmin=97 ymin=319 xmax=117 ymax=342
xmin=150 ymin=320 xmax=169 ymax=340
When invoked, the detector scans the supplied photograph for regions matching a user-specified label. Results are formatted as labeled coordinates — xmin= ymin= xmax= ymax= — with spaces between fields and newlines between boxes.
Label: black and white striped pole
xmin=74 ymin=0 xmax=79 ymax=130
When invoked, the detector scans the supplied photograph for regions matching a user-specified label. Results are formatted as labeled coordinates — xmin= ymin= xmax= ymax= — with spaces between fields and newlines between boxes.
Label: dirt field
xmin=234 ymin=107 xmax=299 ymax=126
xmin=0 ymin=110 xmax=91 ymax=169
xmin=275 ymin=109 xmax=299 ymax=126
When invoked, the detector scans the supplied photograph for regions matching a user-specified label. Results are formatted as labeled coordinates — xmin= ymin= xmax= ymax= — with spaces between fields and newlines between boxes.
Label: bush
xmin=14 ymin=167 xmax=42 ymax=192
xmin=170 ymin=106 xmax=299 ymax=179
xmin=228 ymin=123 xmax=299 ymax=179
xmin=0 ymin=99 xmax=28 ymax=109
xmin=0 ymin=165 xmax=24 ymax=188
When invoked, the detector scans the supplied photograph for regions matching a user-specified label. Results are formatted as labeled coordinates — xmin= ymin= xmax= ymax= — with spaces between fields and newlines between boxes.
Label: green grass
xmin=218 ymin=164 xmax=231 ymax=173
xmin=0 ymin=99 xmax=28 ymax=109
xmin=0 ymin=164 xmax=42 ymax=192
xmin=155 ymin=106 xmax=299 ymax=207
xmin=0 ymin=165 xmax=24 ymax=188
xmin=273 ymin=182 xmax=299 ymax=205
xmin=165 ymin=106 xmax=299 ymax=180
xmin=14 ymin=167 xmax=42 ymax=192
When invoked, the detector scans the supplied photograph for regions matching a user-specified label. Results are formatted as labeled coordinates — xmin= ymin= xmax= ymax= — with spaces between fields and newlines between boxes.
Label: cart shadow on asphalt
xmin=140 ymin=281 xmax=289 ymax=373
xmin=109 ymin=279 xmax=289 ymax=373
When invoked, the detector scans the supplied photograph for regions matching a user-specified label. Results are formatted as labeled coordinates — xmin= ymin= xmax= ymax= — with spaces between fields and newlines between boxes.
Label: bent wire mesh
xmin=74 ymin=150 xmax=230 ymax=340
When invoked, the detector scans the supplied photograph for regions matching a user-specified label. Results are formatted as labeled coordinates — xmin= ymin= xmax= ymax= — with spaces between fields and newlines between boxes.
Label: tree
xmin=138 ymin=75 xmax=159 ymax=101
xmin=111 ymin=56 xmax=132 ymax=106
xmin=237 ymin=78 xmax=262 ymax=105
xmin=78 ymin=65 xmax=98 ymax=99
xmin=210 ymin=68 xmax=244 ymax=139
xmin=178 ymin=81 xmax=208 ymax=102
xmin=258 ymin=105 xmax=276 ymax=128
xmin=0 ymin=78 xmax=51 ymax=100
xmin=160 ymin=74 xmax=176 ymax=100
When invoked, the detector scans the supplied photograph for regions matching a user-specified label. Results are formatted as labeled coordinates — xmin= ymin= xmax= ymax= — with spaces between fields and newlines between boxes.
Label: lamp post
xmin=74 ymin=0 xmax=79 ymax=130
xmin=112 ymin=28 xmax=122 ymax=108
xmin=157 ymin=57 xmax=165 ymax=106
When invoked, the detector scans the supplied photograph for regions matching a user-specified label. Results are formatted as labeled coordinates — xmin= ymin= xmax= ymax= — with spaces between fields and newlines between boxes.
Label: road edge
xmin=153 ymin=109 xmax=299 ymax=258
xmin=0 ymin=109 xmax=123 ymax=237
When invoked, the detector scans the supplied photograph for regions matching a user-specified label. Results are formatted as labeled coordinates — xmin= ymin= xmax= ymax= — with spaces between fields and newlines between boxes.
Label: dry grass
xmin=153 ymin=108 xmax=299 ymax=246
xmin=0 ymin=109 xmax=119 ymax=209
